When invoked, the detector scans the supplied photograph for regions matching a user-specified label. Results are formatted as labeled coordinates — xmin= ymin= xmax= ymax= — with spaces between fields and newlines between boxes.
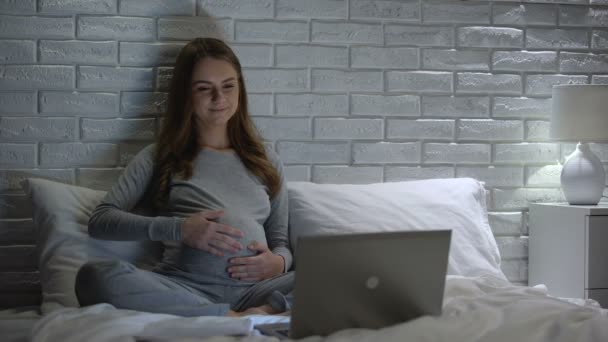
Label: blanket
xmin=30 ymin=275 xmax=608 ymax=342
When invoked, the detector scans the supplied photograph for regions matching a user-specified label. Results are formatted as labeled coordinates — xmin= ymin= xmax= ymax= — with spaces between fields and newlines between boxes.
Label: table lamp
xmin=551 ymin=85 xmax=608 ymax=205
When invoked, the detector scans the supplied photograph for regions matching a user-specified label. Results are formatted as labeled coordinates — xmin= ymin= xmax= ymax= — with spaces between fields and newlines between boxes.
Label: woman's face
xmin=190 ymin=57 xmax=240 ymax=130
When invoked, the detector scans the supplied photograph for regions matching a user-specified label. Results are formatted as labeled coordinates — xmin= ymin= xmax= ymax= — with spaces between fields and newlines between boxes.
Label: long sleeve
xmin=88 ymin=144 xmax=183 ymax=241
xmin=264 ymin=151 xmax=293 ymax=272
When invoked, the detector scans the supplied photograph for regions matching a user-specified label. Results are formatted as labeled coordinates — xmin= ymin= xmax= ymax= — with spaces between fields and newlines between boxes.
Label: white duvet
xmin=31 ymin=275 xmax=608 ymax=342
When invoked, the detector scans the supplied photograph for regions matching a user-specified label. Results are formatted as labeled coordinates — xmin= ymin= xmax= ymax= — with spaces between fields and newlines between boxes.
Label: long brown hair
xmin=153 ymin=37 xmax=281 ymax=208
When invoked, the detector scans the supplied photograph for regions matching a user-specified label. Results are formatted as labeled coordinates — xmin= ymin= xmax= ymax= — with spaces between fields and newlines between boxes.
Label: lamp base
xmin=560 ymin=142 xmax=606 ymax=205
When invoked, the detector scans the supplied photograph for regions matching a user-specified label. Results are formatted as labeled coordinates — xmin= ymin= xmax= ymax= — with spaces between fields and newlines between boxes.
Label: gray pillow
xmin=22 ymin=178 xmax=161 ymax=314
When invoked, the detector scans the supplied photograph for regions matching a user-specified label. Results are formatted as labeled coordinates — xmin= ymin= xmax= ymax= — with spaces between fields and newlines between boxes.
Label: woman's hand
xmin=228 ymin=241 xmax=285 ymax=281
xmin=181 ymin=210 xmax=244 ymax=257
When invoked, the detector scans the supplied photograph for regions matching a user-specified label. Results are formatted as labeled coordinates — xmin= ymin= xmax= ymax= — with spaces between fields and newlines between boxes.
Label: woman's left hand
xmin=228 ymin=241 xmax=285 ymax=281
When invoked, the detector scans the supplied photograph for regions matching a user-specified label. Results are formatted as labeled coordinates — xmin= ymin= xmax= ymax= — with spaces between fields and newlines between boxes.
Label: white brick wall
xmin=2 ymin=0 xmax=608 ymax=306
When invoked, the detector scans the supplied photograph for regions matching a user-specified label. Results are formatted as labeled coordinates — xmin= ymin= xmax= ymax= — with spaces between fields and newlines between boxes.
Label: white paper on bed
xmin=31 ymin=276 xmax=608 ymax=342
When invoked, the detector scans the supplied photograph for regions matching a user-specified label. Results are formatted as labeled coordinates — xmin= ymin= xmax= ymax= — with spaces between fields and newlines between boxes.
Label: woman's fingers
xmin=214 ymin=223 xmax=245 ymax=238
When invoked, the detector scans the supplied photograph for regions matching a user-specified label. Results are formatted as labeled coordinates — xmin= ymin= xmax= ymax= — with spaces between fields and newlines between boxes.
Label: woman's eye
xmin=197 ymin=87 xmax=210 ymax=92
xmin=224 ymin=84 xmax=235 ymax=89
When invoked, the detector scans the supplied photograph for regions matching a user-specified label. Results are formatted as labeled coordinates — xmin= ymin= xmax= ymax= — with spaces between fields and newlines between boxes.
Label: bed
xmin=7 ymin=177 xmax=608 ymax=341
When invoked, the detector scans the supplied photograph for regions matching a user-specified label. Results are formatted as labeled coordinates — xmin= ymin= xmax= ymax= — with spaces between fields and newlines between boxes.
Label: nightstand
xmin=529 ymin=203 xmax=608 ymax=308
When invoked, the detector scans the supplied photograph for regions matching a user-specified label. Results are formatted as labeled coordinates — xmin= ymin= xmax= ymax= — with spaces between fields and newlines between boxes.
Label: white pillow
xmin=287 ymin=178 xmax=506 ymax=280
xmin=21 ymin=178 xmax=161 ymax=314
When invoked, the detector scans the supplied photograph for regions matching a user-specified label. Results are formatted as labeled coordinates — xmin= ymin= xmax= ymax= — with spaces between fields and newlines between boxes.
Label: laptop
xmin=255 ymin=230 xmax=452 ymax=339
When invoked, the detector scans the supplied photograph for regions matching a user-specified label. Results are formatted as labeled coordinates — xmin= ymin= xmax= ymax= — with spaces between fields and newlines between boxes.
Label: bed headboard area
xmin=2 ymin=0 xmax=606 ymax=309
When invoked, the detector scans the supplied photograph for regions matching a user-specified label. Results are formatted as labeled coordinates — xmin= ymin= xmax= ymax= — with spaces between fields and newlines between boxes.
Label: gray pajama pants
xmin=75 ymin=260 xmax=294 ymax=317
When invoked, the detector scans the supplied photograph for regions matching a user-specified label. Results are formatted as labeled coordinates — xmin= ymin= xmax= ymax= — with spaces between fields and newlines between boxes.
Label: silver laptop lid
xmin=290 ymin=230 xmax=451 ymax=339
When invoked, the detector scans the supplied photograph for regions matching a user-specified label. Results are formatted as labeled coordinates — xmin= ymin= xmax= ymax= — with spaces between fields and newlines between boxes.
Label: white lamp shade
xmin=551 ymin=85 xmax=608 ymax=142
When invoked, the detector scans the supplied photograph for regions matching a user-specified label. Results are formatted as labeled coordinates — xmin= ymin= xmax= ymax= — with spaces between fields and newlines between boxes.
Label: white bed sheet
xmin=0 ymin=306 xmax=41 ymax=342
xmin=31 ymin=275 xmax=608 ymax=342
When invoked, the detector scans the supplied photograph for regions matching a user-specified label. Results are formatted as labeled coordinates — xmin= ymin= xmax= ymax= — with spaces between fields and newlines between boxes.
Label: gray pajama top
xmin=88 ymin=144 xmax=292 ymax=286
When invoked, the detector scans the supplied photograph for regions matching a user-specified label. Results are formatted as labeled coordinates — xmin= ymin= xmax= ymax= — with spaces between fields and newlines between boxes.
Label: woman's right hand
xmin=181 ymin=210 xmax=244 ymax=256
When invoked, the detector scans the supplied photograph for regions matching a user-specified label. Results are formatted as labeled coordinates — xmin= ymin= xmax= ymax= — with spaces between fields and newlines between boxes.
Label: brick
xmin=0 ymin=117 xmax=75 ymax=141
xmin=277 ymin=141 xmax=350 ymax=164
xmin=121 ymin=0 xmax=194 ymax=16
xmin=78 ymin=16 xmax=154 ymax=41
xmin=0 ymin=169 xmax=73 ymax=192
xmin=385 ymin=25 xmax=452 ymax=47
xmin=40 ymin=40 xmax=117 ymax=65
xmin=160 ymin=18 xmax=231 ymax=41
xmin=276 ymin=0 xmax=346 ymax=18
xmin=493 ymin=188 xmax=563 ymax=211
xmin=156 ymin=67 xmax=173 ymax=91
xmin=592 ymin=30 xmax=608 ymax=48
xmin=201 ymin=0 xmax=273 ymax=18
xmin=422 ymin=0 xmax=489 ymax=24
xmin=40 ymin=91 xmax=118 ymax=115
xmin=526 ymin=120 xmax=550 ymax=141
xmin=0 ymin=15 xmax=73 ymax=39
xmin=0 ymin=40 xmax=35 ymax=64
xmin=493 ymin=4 xmax=557 ymax=26
xmin=351 ymin=46 xmax=418 ymax=68
xmin=560 ymin=52 xmax=608 ymax=73
xmin=422 ymin=49 xmax=489 ymax=71
xmin=0 ymin=220 xmax=35 ymax=244
xmin=231 ymin=44 xmax=272 ymax=67
xmin=559 ymin=5 xmax=608 ymax=27
xmin=526 ymin=28 xmax=588 ymax=49
xmin=501 ymin=259 xmax=528 ymax=282
xmin=312 ymin=69 xmax=382 ymax=92
xmin=276 ymin=45 xmax=347 ymax=67
xmin=526 ymin=165 xmax=561 ymax=187
xmin=81 ymin=118 xmax=156 ymax=141
xmin=253 ymin=117 xmax=310 ymax=140
xmin=593 ymin=75 xmax=608 ymax=84
xmin=78 ymin=66 xmax=154 ymax=90
xmin=0 ymin=92 xmax=36 ymax=114
xmin=351 ymin=94 xmax=419 ymax=116
xmin=283 ymin=165 xmax=310 ymax=182
xmin=350 ymin=0 xmax=418 ymax=20
xmin=312 ymin=21 xmax=382 ymax=43
xmin=40 ymin=0 xmax=116 ymax=13
xmin=118 ymin=142 xmax=149 ymax=166
xmin=421 ymin=96 xmax=490 ymax=118
xmin=77 ymin=168 xmax=122 ymax=191
xmin=121 ymin=92 xmax=168 ymax=116
xmin=1 ymin=195 xmax=30 ymax=219
xmin=0 ymin=144 xmax=35 ymax=168
xmin=0 ymin=271 xmax=40 ymax=292
xmin=386 ymin=119 xmax=454 ymax=140
xmin=248 ymin=94 xmax=272 ymax=116
xmin=458 ymin=27 xmax=523 ymax=48
xmin=525 ymin=75 xmax=588 ymax=96
xmin=493 ymin=143 xmax=560 ymax=163
xmin=493 ymin=97 xmax=551 ymax=119
xmin=488 ymin=212 xmax=524 ymax=236
xmin=0 ymin=246 xmax=36 ymax=268
xmin=315 ymin=118 xmax=383 ymax=140
xmin=275 ymin=94 xmax=348 ymax=116
xmin=353 ymin=142 xmax=419 ymax=164
xmin=312 ymin=166 xmax=383 ymax=184
xmin=456 ymin=73 xmax=521 ymax=94
xmin=385 ymin=166 xmax=454 ymax=182
xmin=244 ymin=68 xmax=307 ymax=92
xmin=457 ymin=119 xmax=523 ymax=141
xmin=386 ymin=71 xmax=451 ymax=93
xmin=235 ymin=20 xmax=307 ymax=42
xmin=423 ymin=143 xmax=490 ymax=163
xmin=492 ymin=51 xmax=557 ymax=72
xmin=0 ymin=65 xmax=74 ymax=90
xmin=0 ymin=0 xmax=35 ymax=13
xmin=40 ymin=142 xmax=118 ymax=167
xmin=119 ymin=42 xmax=184 ymax=66
xmin=456 ymin=166 xmax=523 ymax=187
